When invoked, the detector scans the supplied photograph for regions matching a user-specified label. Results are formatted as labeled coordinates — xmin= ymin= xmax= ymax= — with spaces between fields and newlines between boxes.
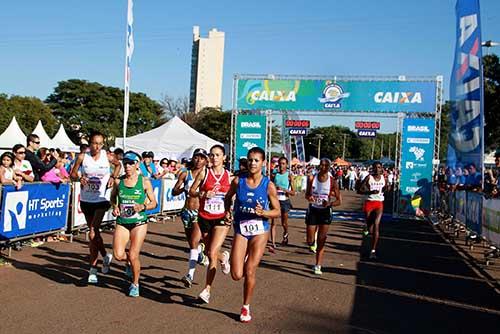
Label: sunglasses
xmin=123 ymin=160 xmax=137 ymax=166
xmin=16 ymin=151 xmax=26 ymax=154
xmin=33 ymin=141 xmax=40 ymax=144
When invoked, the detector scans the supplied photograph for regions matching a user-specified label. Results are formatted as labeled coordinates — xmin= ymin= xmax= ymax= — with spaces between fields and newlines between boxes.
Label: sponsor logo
xmin=409 ymin=146 xmax=425 ymax=161
xmin=240 ymin=121 xmax=262 ymax=129
xmin=374 ymin=92 xmax=422 ymax=104
xmin=410 ymin=172 xmax=422 ymax=182
xmin=405 ymin=186 xmax=419 ymax=193
xmin=357 ymin=130 xmax=377 ymax=138
xmin=249 ymin=90 xmax=296 ymax=103
xmin=319 ymin=84 xmax=350 ymax=109
xmin=240 ymin=133 xmax=262 ymax=139
xmin=408 ymin=125 xmax=430 ymax=132
xmin=289 ymin=128 xmax=307 ymax=136
xmin=3 ymin=191 xmax=29 ymax=232
xmin=405 ymin=161 xmax=414 ymax=169
xmin=407 ymin=138 xmax=430 ymax=144
xmin=242 ymin=141 xmax=258 ymax=150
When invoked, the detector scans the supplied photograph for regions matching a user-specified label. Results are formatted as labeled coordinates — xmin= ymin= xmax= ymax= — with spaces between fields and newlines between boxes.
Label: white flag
xmin=123 ymin=0 xmax=134 ymax=147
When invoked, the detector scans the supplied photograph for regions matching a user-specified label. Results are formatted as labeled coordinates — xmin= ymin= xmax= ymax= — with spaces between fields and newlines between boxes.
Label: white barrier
xmin=162 ymin=179 xmax=186 ymax=212
xmin=482 ymin=198 xmax=500 ymax=246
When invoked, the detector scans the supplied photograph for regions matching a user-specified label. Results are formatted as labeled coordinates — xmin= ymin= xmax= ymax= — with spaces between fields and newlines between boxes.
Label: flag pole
xmin=123 ymin=0 xmax=134 ymax=150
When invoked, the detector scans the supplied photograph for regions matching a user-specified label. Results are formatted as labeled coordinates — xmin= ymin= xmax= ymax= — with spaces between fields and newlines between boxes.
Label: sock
xmin=188 ymin=249 xmax=199 ymax=278
xmin=197 ymin=244 xmax=203 ymax=253
xmin=371 ymin=249 xmax=376 ymax=253
xmin=243 ymin=304 xmax=250 ymax=310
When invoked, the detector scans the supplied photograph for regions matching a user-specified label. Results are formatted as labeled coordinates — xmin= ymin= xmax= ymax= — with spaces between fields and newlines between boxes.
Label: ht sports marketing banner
xmin=1 ymin=183 xmax=70 ymax=240
xmin=237 ymin=79 xmax=437 ymax=113
xmin=234 ymin=114 xmax=267 ymax=170
xmin=447 ymin=0 xmax=483 ymax=173
xmin=399 ymin=118 xmax=435 ymax=215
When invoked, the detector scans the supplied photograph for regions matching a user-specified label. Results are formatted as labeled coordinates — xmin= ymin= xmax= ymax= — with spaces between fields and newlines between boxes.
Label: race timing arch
xmin=230 ymin=74 xmax=444 ymax=219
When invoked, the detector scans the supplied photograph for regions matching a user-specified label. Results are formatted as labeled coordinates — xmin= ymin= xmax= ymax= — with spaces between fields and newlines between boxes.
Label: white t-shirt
xmin=80 ymin=150 xmax=110 ymax=203
xmin=13 ymin=159 xmax=34 ymax=178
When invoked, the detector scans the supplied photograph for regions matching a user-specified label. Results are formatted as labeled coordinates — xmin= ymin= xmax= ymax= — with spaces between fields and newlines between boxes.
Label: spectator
xmin=0 ymin=152 xmax=23 ymax=189
xmin=140 ymin=151 xmax=161 ymax=179
xmin=234 ymin=157 xmax=248 ymax=177
xmin=24 ymin=134 xmax=59 ymax=181
xmin=346 ymin=166 xmax=357 ymax=191
xmin=12 ymin=144 xmax=34 ymax=182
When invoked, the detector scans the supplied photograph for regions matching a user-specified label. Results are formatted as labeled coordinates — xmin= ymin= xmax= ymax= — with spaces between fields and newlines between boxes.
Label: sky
xmin=1 ymin=0 xmax=500 ymax=133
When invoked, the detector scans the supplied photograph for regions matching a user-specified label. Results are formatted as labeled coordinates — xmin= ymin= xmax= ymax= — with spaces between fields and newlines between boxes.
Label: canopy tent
xmin=115 ymin=116 xmax=223 ymax=160
xmin=0 ymin=116 xmax=26 ymax=149
xmin=308 ymin=157 xmax=320 ymax=166
xmin=333 ymin=157 xmax=351 ymax=166
xmin=51 ymin=124 xmax=79 ymax=152
xmin=32 ymin=120 xmax=53 ymax=148
xmin=291 ymin=157 xmax=301 ymax=165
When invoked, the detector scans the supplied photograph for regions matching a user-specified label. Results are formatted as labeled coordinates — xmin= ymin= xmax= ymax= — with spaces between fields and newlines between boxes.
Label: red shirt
xmin=199 ymin=168 xmax=231 ymax=220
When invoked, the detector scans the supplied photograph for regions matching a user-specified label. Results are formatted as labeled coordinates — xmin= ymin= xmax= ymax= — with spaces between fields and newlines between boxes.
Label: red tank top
xmin=199 ymin=168 xmax=231 ymax=220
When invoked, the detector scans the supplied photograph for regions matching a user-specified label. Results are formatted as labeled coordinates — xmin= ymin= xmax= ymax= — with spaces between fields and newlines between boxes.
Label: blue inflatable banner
xmin=466 ymin=191 xmax=482 ymax=234
xmin=235 ymin=114 xmax=267 ymax=170
xmin=1 ymin=183 xmax=70 ymax=240
xmin=447 ymin=0 xmax=484 ymax=174
xmin=145 ymin=178 xmax=163 ymax=215
xmin=399 ymin=118 xmax=435 ymax=215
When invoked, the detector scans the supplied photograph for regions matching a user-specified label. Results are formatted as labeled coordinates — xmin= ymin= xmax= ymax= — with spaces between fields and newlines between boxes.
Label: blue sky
xmin=1 ymin=0 xmax=499 ymax=132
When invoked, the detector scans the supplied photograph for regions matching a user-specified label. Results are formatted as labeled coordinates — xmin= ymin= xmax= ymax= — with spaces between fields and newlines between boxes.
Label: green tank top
xmin=116 ymin=174 xmax=148 ymax=224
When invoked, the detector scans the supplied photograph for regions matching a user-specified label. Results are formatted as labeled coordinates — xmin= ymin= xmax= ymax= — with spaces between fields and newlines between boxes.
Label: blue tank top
xmin=234 ymin=175 xmax=270 ymax=223
xmin=273 ymin=171 xmax=290 ymax=190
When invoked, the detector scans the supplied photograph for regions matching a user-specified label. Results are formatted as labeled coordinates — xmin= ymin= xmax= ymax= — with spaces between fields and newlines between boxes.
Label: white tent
xmin=0 ymin=116 xmax=26 ymax=149
xmin=115 ymin=116 xmax=223 ymax=160
xmin=32 ymin=120 xmax=54 ymax=148
xmin=308 ymin=157 xmax=320 ymax=166
xmin=51 ymin=124 xmax=79 ymax=152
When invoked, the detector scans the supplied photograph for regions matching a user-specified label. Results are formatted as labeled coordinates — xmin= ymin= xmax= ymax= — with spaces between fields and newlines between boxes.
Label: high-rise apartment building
xmin=189 ymin=26 xmax=225 ymax=113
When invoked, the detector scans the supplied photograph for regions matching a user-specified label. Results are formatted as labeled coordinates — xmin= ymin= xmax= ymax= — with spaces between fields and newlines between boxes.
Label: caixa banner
xmin=235 ymin=114 xmax=267 ymax=170
xmin=237 ymin=79 xmax=437 ymax=113
xmin=1 ymin=183 xmax=70 ymax=240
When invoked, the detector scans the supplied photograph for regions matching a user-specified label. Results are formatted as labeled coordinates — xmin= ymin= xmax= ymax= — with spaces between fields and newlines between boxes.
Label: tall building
xmin=189 ymin=26 xmax=225 ymax=113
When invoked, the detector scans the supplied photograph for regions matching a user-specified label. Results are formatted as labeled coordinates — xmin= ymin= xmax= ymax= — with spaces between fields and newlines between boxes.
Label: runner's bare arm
xmin=224 ymin=176 xmax=239 ymax=222
xmin=305 ymin=175 xmax=314 ymax=201
xmin=358 ymin=175 xmax=372 ymax=195
xmin=188 ymin=168 xmax=206 ymax=198
xmin=330 ymin=179 xmax=342 ymax=207
xmin=172 ymin=171 xmax=187 ymax=196
xmin=140 ymin=177 xmax=157 ymax=212
xmin=256 ymin=182 xmax=280 ymax=219
xmin=288 ymin=174 xmax=296 ymax=196
xmin=107 ymin=154 xmax=121 ymax=187
xmin=70 ymin=153 xmax=85 ymax=183
xmin=110 ymin=179 xmax=120 ymax=216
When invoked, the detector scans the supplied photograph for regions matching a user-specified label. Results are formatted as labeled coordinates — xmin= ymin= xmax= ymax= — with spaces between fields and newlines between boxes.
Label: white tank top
xmin=3 ymin=167 xmax=14 ymax=181
xmin=311 ymin=174 xmax=332 ymax=208
xmin=367 ymin=175 xmax=385 ymax=201
xmin=80 ymin=150 xmax=110 ymax=203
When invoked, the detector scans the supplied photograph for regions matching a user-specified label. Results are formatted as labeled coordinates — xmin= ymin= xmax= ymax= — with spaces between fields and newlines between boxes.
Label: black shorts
xmin=116 ymin=221 xmax=148 ymax=231
xmin=198 ymin=216 xmax=229 ymax=234
xmin=305 ymin=205 xmax=332 ymax=225
xmin=279 ymin=199 xmax=291 ymax=213
xmin=80 ymin=201 xmax=111 ymax=217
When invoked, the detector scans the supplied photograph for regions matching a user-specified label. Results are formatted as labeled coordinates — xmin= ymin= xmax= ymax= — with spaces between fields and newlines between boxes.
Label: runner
xmin=305 ymin=158 xmax=341 ymax=275
xmin=270 ymin=156 xmax=295 ymax=250
xmin=110 ymin=151 xmax=157 ymax=297
xmin=358 ymin=161 xmax=386 ymax=260
xmin=70 ymin=131 xmax=121 ymax=284
xmin=189 ymin=144 xmax=231 ymax=303
xmin=224 ymin=146 xmax=281 ymax=323
xmin=172 ymin=148 xmax=209 ymax=288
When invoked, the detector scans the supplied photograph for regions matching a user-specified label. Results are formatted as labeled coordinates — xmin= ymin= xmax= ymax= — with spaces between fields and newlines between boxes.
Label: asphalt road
xmin=1 ymin=191 xmax=499 ymax=333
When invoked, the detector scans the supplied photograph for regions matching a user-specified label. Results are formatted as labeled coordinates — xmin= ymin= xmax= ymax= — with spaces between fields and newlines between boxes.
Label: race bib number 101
xmin=240 ymin=219 xmax=265 ymax=237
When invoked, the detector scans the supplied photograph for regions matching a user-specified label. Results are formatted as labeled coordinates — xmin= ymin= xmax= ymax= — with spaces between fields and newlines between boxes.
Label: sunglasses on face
xmin=16 ymin=151 xmax=26 ymax=154
xmin=123 ymin=160 xmax=137 ymax=166
xmin=33 ymin=141 xmax=40 ymax=144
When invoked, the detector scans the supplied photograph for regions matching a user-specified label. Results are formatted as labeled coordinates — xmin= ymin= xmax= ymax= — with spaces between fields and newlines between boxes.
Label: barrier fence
xmin=434 ymin=186 xmax=500 ymax=247
xmin=1 ymin=179 xmax=186 ymax=244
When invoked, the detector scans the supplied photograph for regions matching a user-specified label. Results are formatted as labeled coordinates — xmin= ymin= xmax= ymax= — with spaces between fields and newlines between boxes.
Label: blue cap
xmin=123 ymin=151 xmax=141 ymax=163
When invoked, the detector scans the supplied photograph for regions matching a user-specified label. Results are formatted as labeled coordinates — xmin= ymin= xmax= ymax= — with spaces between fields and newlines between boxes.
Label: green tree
xmin=191 ymin=107 xmax=231 ymax=143
xmin=45 ymin=79 xmax=162 ymax=143
xmin=0 ymin=94 xmax=57 ymax=136
xmin=483 ymin=54 xmax=500 ymax=151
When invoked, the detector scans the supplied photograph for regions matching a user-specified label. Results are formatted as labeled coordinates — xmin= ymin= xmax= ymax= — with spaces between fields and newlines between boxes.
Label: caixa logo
xmin=3 ymin=191 xmax=29 ymax=232
xmin=240 ymin=122 xmax=261 ymax=128
xmin=374 ymin=92 xmax=422 ymax=104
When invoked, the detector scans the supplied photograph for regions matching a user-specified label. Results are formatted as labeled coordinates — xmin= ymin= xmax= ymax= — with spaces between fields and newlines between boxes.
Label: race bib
xmin=240 ymin=219 xmax=265 ymax=237
xmin=277 ymin=190 xmax=287 ymax=201
xmin=312 ymin=194 xmax=329 ymax=206
xmin=205 ymin=193 xmax=225 ymax=214
xmin=120 ymin=203 xmax=139 ymax=219
xmin=84 ymin=177 xmax=101 ymax=193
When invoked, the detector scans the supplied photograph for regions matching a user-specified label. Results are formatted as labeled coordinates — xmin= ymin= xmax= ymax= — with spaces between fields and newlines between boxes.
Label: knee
xmin=128 ymin=252 xmax=139 ymax=263
xmin=231 ymin=270 xmax=243 ymax=281
xmin=113 ymin=250 xmax=127 ymax=262
xmin=244 ymin=266 xmax=256 ymax=279
xmin=208 ymin=249 xmax=219 ymax=262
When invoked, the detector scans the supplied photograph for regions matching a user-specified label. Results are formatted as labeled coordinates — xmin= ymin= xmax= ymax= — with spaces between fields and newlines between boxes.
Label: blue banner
xmin=447 ymin=0 xmax=483 ymax=174
xmin=466 ymin=191 xmax=482 ymax=234
xmin=455 ymin=190 xmax=467 ymax=223
xmin=1 ymin=183 xmax=70 ymax=240
xmin=399 ymin=118 xmax=435 ymax=215
xmin=234 ymin=114 xmax=267 ymax=170
xmin=145 ymin=178 xmax=163 ymax=215
xmin=295 ymin=135 xmax=306 ymax=162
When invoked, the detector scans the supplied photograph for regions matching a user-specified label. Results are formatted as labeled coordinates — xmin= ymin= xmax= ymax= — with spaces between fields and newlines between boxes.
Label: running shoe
xmin=281 ymin=233 xmax=289 ymax=246
xmin=198 ymin=252 xmax=209 ymax=266
xmin=199 ymin=288 xmax=210 ymax=304
xmin=362 ymin=228 xmax=369 ymax=237
xmin=124 ymin=264 xmax=133 ymax=279
xmin=309 ymin=242 xmax=317 ymax=254
xmin=88 ymin=268 xmax=98 ymax=284
xmin=369 ymin=250 xmax=377 ymax=260
xmin=313 ymin=265 xmax=322 ymax=275
xmin=221 ymin=251 xmax=230 ymax=275
xmin=102 ymin=253 xmax=113 ymax=274
xmin=181 ymin=274 xmax=193 ymax=288
xmin=240 ymin=306 xmax=252 ymax=323
xmin=128 ymin=283 xmax=140 ymax=297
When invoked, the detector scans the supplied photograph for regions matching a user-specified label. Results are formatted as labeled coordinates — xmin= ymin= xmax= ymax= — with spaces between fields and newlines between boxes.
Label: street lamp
xmin=314 ymin=134 xmax=324 ymax=158
xmin=482 ymin=40 xmax=500 ymax=55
